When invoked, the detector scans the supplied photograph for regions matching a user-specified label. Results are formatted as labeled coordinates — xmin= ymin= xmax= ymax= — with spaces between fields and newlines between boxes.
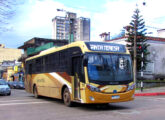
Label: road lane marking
xmin=0 ymin=99 xmax=36 ymax=103
xmin=0 ymin=101 xmax=50 ymax=106
xmin=139 ymin=97 xmax=165 ymax=101
xmin=156 ymin=98 xmax=165 ymax=100
xmin=113 ymin=110 xmax=141 ymax=115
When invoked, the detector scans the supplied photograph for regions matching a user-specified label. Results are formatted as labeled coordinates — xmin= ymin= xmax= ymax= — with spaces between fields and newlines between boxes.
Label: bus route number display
xmin=86 ymin=42 xmax=126 ymax=53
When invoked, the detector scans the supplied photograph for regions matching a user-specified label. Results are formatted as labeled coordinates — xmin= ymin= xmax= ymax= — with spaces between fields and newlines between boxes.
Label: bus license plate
xmin=111 ymin=95 xmax=120 ymax=99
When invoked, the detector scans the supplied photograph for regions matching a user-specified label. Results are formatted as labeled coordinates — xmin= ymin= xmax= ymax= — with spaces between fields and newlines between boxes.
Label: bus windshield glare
xmin=87 ymin=53 xmax=133 ymax=85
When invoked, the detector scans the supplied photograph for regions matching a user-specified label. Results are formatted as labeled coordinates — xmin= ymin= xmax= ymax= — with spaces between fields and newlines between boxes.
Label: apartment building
xmin=52 ymin=12 xmax=90 ymax=42
xmin=76 ymin=17 xmax=90 ymax=42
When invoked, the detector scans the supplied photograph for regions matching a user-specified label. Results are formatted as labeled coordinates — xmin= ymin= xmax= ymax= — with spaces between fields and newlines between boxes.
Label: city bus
xmin=24 ymin=41 xmax=135 ymax=106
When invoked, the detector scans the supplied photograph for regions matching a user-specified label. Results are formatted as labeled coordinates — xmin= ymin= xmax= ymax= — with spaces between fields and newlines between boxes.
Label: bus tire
xmin=33 ymin=85 xmax=39 ymax=98
xmin=63 ymin=87 xmax=72 ymax=107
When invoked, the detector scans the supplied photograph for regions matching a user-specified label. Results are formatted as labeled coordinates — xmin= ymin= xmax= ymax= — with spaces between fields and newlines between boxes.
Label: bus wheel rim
xmin=64 ymin=89 xmax=70 ymax=105
xmin=34 ymin=87 xmax=38 ymax=98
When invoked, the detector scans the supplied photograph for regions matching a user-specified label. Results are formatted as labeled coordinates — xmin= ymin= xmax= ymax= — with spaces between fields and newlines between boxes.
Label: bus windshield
xmin=87 ymin=53 xmax=133 ymax=85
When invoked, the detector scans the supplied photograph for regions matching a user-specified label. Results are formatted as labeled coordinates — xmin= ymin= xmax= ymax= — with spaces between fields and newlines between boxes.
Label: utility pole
xmin=141 ymin=51 xmax=144 ymax=77
xmin=133 ymin=19 xmax=137 ymax=85
xmin=141 ymin=51 xmax=144 ymax=92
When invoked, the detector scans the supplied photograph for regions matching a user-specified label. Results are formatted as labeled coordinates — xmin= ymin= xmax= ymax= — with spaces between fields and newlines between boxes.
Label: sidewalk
xmin=135 ymin=86 xmax=165 ymax=96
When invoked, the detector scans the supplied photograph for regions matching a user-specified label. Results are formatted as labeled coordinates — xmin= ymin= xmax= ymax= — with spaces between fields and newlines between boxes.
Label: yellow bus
xmin=25 ymin=41 xmax=135 ymax=106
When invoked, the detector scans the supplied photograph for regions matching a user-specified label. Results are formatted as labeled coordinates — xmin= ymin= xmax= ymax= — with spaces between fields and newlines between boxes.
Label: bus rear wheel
xmin=33 ymin=86 xmax=39 ymax=98
xmin=63 ymin=87 xmax=72 ymax=107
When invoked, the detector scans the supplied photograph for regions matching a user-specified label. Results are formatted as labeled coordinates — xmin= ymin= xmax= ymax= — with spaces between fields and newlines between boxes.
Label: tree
xmin=125 ymin=8 xmax=150 ymax=72
xmin=0 ymin=0 xmax=17 ymax=32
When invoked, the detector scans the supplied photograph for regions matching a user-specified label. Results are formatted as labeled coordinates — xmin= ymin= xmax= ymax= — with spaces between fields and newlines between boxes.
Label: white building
xmin=52 ymin=16 xmax=70 ymax=40
xmin=76 ymin=17 xmax=90 ymax=42
xmin=157 ymin=29 xmax=165 ymax=38
xmin=52 ymin=12 xmax=90 ymax=42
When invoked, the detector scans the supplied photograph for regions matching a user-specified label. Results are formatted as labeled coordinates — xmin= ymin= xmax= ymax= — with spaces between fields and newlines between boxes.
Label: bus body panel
xmin=25 ymin=72 xmax=73 ymax=99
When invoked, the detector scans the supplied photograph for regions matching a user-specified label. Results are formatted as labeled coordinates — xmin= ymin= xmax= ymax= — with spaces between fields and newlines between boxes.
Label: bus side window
xmin=25 ymin=62 xmax=28 ymax=74
xmin=45 ymin=55 xmax=48 ymax=72
xmin=53 ymin=52 xmax=59 ymax=71
xmin=59 ymin=50 xmax=68 ymax=72
xmin=28 ymin=63 xmax=32 ymax=74
xmin=36 ymin=58 xmax=42 ymax=73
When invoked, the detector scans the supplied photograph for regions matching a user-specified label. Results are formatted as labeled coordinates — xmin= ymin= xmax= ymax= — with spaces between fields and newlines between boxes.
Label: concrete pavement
xmin=135 ymin=86 xmax=165 ymax=96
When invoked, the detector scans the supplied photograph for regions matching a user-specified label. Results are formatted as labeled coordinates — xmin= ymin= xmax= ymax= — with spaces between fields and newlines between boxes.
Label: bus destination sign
xmin=85 ymin=42 xmax=126 ymax=53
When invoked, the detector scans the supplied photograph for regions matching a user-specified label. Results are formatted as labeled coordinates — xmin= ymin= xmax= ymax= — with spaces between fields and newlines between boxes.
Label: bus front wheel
xmin=33 ymin=85 xmax=39 ymax=98
xmin=63 ymin=87 xmax=72 ymax=107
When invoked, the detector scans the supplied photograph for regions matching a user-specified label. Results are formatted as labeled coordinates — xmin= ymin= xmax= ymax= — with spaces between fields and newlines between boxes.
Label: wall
xmin=146 ymin=41 xmax=165 ymax=79
xmin=107 ymin=38 xmax=127 ymax=45
xmin=0 ymin=48 xmax=22 ymax=63
xmin=157 ymin=29 xmax=165 ymax=38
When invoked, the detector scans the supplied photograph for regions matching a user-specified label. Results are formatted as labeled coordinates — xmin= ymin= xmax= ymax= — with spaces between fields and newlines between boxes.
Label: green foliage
xmin=125 ymin=8 xmax=150 ymax=72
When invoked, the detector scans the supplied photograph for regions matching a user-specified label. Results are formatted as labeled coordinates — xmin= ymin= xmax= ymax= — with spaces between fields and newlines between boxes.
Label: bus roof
xmin=26 ymin=41 xmax=128 ymax=61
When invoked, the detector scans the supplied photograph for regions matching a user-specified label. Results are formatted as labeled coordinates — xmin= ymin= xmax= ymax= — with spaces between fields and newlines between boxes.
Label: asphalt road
xmin=0 ymin=89 xmax=165 ymax=120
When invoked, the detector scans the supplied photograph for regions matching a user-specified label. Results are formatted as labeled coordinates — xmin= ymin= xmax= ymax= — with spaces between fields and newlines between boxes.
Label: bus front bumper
xmin=83 ymin=89 xmax=135 ymax=104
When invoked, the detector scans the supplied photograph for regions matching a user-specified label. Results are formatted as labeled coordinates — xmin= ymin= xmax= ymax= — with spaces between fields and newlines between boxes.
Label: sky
xmin=1 ymin=0 xmax=165 ymax=48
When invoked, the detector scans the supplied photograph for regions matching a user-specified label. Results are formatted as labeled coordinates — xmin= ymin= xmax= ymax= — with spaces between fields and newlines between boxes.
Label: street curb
xmin=135 ymin=92 xmax=165 ymax=96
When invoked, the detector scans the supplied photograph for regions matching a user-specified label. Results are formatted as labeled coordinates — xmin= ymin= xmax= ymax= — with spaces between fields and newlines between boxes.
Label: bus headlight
xmin=87 ymin=84 xmax=101 ymax=92
xmin=127 ymin=83 xmax=135 ymax=91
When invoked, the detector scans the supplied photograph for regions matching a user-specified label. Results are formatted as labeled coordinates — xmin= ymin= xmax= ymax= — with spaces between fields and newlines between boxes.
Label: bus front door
xmin=72 ymin=57 xmax=81 ymax=100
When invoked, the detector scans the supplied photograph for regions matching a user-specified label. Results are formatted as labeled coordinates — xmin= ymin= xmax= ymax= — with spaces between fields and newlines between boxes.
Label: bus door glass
xmin=72 ymin=57 xmax=81 ymax=100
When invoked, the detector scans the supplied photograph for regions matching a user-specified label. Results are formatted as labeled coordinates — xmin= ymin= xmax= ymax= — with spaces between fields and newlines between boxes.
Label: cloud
xmin=13 ymin=0 xmax=66 ymax=35
xmin=1 ymin=0 xmax=165 ymax=48
xmin=91 ymin=0 xmax=165 ymax=40
xmin=89 ymin=0 xmax=135 ymax=41
xmin=140 ymin=0 xmax=165 ymax=28
xmin=0 ymin=0 xmax=68 ymax=48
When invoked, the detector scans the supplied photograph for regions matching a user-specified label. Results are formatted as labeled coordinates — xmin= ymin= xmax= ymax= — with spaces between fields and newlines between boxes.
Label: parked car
xmin=13 ymin=81 xmax=19 ymax=89
xmin=17 ymin=81 xmax=25 ymax=89
xmin=10 ymin=81 xmax=25 ymax=89
xmin=0 ymin=79 xmax=11 ymax=96
xmin=8 ymin=81 xmax=14 ymax=89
